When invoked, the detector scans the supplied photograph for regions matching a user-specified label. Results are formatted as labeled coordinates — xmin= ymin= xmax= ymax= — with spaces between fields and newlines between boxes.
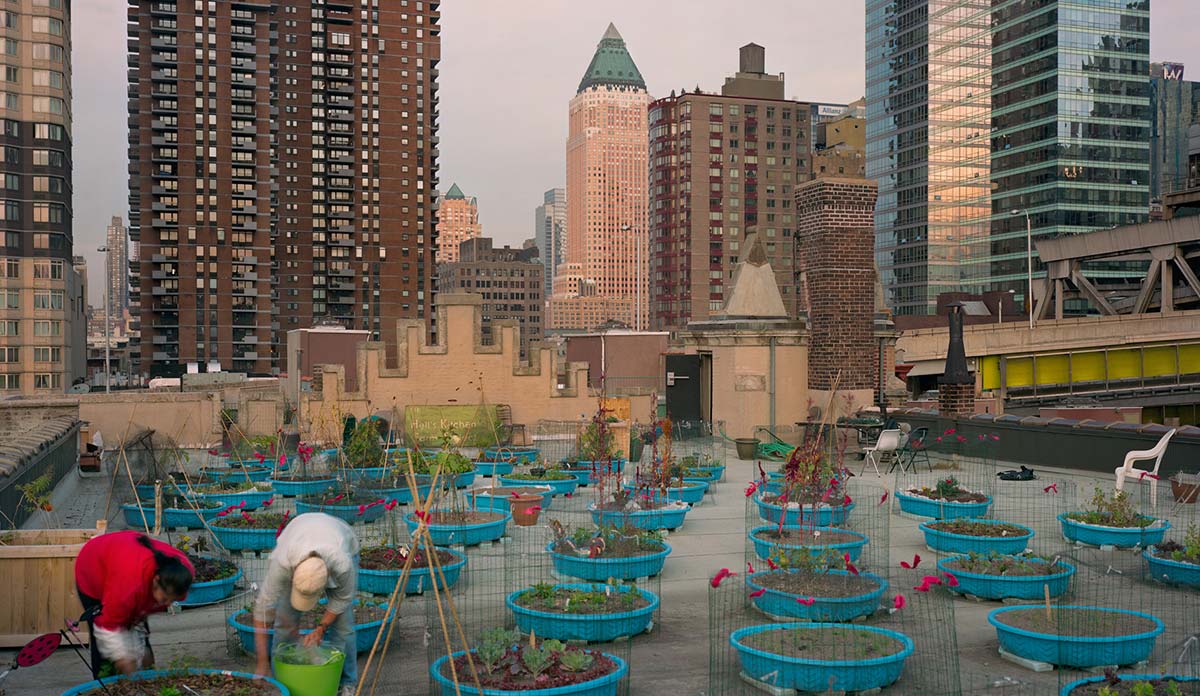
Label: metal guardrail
xmin=0 ymin=421 xmax=80 ymax=529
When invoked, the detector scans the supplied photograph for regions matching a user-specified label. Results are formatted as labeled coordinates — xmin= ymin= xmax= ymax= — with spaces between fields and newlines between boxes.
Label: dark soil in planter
xmin=742 ymin=626 xmax=905 ymax=661
xmin=1065 ymin=512 xmax=1158 ymax=529
xmin=233 ymin=603 xmax=387 ymax=630
xmin=995 ymin=607 xmax=1159 ymax=638
xmin=752 ymin=571 xmax=881 ymax=599
xmin=593 ymin=499 xmax=671 ymax=512
xmin=156 ymin=495 xmax=221 ymax=510
xmin=195 ymin=482 xmax=262 ymax=495
xmin=189 ymin=554 xmax=238 ymax=583
xmin=1068 ymin=676 xmax=1200 ymax=695
xmin=944 ymin=555 xmax=1060 ymax=577
xmin=753 ymin=528 xmax=860 ymax=546
xmin=298 ymin=492 xmax=382 ymax=506
xmin=474 ymin=487 xmax=547 ymax=498
xmin=78 ymin=673 xmax=280 ymax=695
xmin=442 ymin=651 xmax=618 ymax=691
xmin=759 ymin=493 xmax=838 ymax=507
xmin=505 ymin=472 xmax=573 ymax=482
xmin=273 ymin=475 xmax=337 ymax=482
xmin=211 ymin=513 xmax=293 ymax=530
xmin=513 ymin=586 xmax=650 ymax=615
xmin=552 ymin=533 xmax=662 ymax=559
xmin=904 ymin=487 xmax=988 ymax=504
xmin=1153 ymin=540 xmax=1200 ymax=564
xmin=926 ymin=520 xmax=1027 ymax=537
xmin=360 ymin=546 xmax=458 ymax=570
xmin=425 ymin=510 xmax=505 ymax=525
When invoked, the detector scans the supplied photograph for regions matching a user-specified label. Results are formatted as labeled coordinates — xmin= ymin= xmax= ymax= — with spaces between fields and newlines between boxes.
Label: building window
xmin=34 ymin=123 xmax=64 ymax=140
xmin=1 ymin=258 xmax=16 ymax=278
xmin=33 ymin=320 xmax=60 ymax=336
xmin=0 ymin=374 xmax=18 ymax=390
xmin=32 ymin=259 xmax=62 ymax=279
xmin=1 ymin=289 xmax=16 ymax=308
xmin=34 ymin=373 xmax=60 ymax=390
xmin=0 ymin=319 xmax=18 ymax=335
xmin=33 ymin=290 xmax=61 ymax=310
xmin=0 ymin=347 xmax=17 ymax=362
xmin=33 ymin=346 xmax=59 ymax=362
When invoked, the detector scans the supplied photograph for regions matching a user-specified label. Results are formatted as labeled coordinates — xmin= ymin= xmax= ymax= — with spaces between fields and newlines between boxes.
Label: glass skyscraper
xmin=867 ymin=0 xmax=993 ymax=315
xmin=982 ymin=0 xmax=1151 ymax=298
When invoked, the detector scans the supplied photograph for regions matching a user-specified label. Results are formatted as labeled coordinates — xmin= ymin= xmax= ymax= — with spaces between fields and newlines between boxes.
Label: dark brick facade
xmin=938 ymin=382 xmax=976 ymax=418
xmin=795 ymin=178 xmax=879 ymax=392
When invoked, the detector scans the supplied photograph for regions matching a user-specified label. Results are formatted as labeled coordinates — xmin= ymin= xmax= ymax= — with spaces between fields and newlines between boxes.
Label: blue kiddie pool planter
xmin=936 ymin=555 xmax=1074 ymax=600
xmin=1059 ymin=513 xmax=1170 ymax=548
xmin=483 ymin=446 xmax=539 ymax=463
xmin=209 ymin=523 xmax=281 ymax=552
xmin=405 ymin=510 xmax=511 ymax=546
xmin=358 ymin=547 xmax=467 ymax=595
xmin=473 ymin=460 xmax=515 ymax=477
xmin=625 ymin=480 xmax=708 ymax=505
xmin=1060 ymin=674 xmax=1200 ymax=696
xmin=343 ymin=466 xmax=392 ymax=483
xmin=471 ymin=486 xmax=554 ymax=513
xmin=685 ymin=467 xmax=724 ymax=484
xmin=430 ymin=651 xmax=627 ymax=696
xmin=177 ymin=565 xmax=243 ymax=606
xmin=228 ymin=601 xmax=395 ymax=654
xmin=546 ymin=540 xmax=671 ymax=581
xmin=755 ymin=495 xmax=854 ymax=526
xmin=748 ymin=525 xmax=868 ymax=563
xmin=295 ymin=498 xmax=387 ymax=524
xmin=200 ymin=467 xmax=273 ymax=484
xmin=508 ymin=583 xmax=659 ymax=642
xmin=190 ymin=486 xmax=273 ymax=511
xmin=730 ymin=623 xmax=914 ymax=693
xmin=745 ymin=570 xmax=887 ymax=621
xmin=919 ymin=519 xmax=1034 ymax=555
xmin=269 ymin=477 xmax=338 ymax=497
xmin=1144 ymin=547 xmax=1200 ymax=587
xmin=895 ymin=489 xmax=992 ymax=520
xmin=590 ymin=503 xmax=689 ymax=531
xmin=367 ymin=481 xmax=433 ymax=505
xmin=62 ymin=669 xmax=290 ymax=696
xmin=121 ymin=502 xmax=221 ymax=530
xmin=497 ymin=474 xmax=579 ymax=496
xmin=988 ymin=605 xmax=1164 ymax=668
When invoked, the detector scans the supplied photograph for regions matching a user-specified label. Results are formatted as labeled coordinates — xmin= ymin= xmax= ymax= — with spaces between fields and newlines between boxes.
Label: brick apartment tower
xmin=435 ymin=237 xmax=542 ymax=357
xmin=649 ymin=44 xmax=814 ymax=332
xmin=436 ymin=183 xmax=481 ymax=264
xmin=127 ymin=1 xmax=440 ymax=378
xmin=795 ymin=177 xmax=880 ymax=396
xmin=547 ymin=23 xmax=649 ymax=331
xmin=0 ymin=0 xmax=86 ymax=395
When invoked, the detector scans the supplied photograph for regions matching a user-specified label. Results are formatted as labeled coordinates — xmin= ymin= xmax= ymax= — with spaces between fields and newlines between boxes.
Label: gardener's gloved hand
xmin=303 ymin=624 xmax=326 ymax=648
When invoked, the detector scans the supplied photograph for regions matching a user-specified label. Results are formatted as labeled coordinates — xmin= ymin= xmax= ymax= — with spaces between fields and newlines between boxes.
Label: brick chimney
xmin=937 ymin=304 xmax=975 ymax=417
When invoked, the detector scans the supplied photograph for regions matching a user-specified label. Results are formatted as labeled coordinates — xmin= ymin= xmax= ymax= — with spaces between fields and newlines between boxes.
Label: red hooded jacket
xmin=75 ymin=532 xmax=194 ymax=631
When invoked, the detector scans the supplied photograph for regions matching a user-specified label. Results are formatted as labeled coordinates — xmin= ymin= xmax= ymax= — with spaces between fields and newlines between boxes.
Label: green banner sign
xmin=404 ymin=404 xmax=501 ymax=447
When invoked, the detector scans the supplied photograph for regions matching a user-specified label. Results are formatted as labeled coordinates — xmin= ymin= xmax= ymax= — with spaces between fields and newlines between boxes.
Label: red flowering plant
xmin=590 ymin=394 xmax=687 ymax=518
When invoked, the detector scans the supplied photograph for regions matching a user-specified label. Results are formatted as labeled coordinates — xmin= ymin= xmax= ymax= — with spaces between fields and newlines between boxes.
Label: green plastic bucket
xmin=272 ymin=643 xmax=345 ymax=696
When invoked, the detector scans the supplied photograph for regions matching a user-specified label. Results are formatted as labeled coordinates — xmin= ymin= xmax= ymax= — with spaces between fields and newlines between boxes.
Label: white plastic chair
xmin=860 ymin=429 xmax=903 ymax=477
xmin=1114 ymin=428 xmax=1176 ymax=507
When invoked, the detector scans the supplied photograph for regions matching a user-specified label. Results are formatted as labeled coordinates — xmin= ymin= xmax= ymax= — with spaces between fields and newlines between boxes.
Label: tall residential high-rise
xmin=983 ymin=1 xmax=1151 ymax=298
xmin=649 ymin=44 xmax=813 ymax=331
xmin=866 ymin=0 xmax=993 ymax=316
xmin=547 ymin=23 xmax=650 ymax=331
xmin=436 ymin=183 xmax=481 ymax=264
xmin=535 ymin=187 xmax=565 ymax=304
xmin=0 ymin=0 xmax=85 ymax=395
xmin=128 ymin=1 xmax=440 ymax=379
xmin=1150 ymin=62 xmax=1200 ymax=206
xmin=436 ymin=237 xmax=543 ymax=357
xmin=104 ymin=216 xmax=128 ymax=331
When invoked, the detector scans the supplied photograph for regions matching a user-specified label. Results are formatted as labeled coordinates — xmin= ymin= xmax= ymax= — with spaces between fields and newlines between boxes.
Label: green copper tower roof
xmin=445 ymin=183 xmax=466 ymax=200
xmin=577 ymin=23 xmax=646 ymax=94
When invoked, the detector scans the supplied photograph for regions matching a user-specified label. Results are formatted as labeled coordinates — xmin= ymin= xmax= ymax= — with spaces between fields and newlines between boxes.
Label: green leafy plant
xmin=158 ymin=687 xmax=182 ymax=696
xmin=1130 ymin=682 xmax=1156 ymax=696
xmin=1069 ymin=488 xmax=1152 ymax=528
xmin=1161 ymin=524 xmax=1200 ymax=564
xmin=559 ymin=650 xmax=594 ymax=673
xmin=521 ymin=644 xmax=554 ymax=677
xmin=17 ymin=473 xmax=54 ymax=514
xmin=343 ymin=419 xmax=383 ymax=469
xmin=476 ymin=627 xmax=518 ymax=675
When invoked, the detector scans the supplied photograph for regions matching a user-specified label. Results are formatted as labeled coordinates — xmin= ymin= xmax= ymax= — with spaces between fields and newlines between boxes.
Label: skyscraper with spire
xmin=436 ymin=183 xmax=482 ymax=264
xmin=547 ymin=23 xmax=651 ymax=331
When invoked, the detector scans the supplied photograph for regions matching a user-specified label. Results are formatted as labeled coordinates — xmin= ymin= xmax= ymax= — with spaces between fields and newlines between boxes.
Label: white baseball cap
xmin=291 ymin=556 xmax=328 ymax=612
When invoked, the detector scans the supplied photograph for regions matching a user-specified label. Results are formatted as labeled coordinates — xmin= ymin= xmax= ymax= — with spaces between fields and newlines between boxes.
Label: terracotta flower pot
xmin=1171 ymin=474 xmax=1200 ymax=504
xmin=510 ymin=494 xmax=543 ymax=527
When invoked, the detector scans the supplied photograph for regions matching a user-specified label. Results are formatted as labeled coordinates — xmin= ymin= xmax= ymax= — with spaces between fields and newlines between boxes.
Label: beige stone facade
xmin=436 ymin=185 xmax=482 ymax=264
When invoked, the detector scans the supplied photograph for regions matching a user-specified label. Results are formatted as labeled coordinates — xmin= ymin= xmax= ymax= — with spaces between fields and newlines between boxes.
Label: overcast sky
xmin=73 ymin=0 xmax=1200 ymax=301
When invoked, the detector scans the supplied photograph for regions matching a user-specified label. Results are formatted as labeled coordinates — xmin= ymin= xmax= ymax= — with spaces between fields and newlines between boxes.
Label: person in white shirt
xmin=252 ymin=512 xmax=360 ymax=694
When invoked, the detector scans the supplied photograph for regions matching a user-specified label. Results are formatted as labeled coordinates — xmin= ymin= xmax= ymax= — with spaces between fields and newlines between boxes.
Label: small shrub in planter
xmin=1061 ymin=671 xmax=1200 ymax=695
xmin=1145 ymin=524 xmax=1200 ymax=587
xmin=430 ymin=628 xmax=627 ymax=695
xmin=210 ymin=511 xmax=294 ymax=552
xmin=1061 ymin=488 xmax=1169 ymax=548
xmin=730 ymin=623 xmax=913 ymax=693
xmin=896 ymin=477 xmax=992 ymax=519
xmin=548 ymin=524 xmax=671 ymax=581
xmin=499 ymin=467 xmax=579 ymax=496
xmin=178 ymin=551 xmax=242 ymax=607
xmin=589 ymin=490 xmax=690 ymax=531
xmin=745 ymin=548 xmax=886 ymax=622
xmin=294 ymin=489 xmax=390 ymax=523
xmin=748 ymin=524 xmax=868 ymax=563
xmin=358 ymin=545 xmax=466 ymax=595
xmin=63 ymin=668 xmax=287 ymax=696
xmin=507 ymin=582 xmax=658 ymax=642
xmin=988 ymin=605 xmax=1164 ymax=668
xmin=938 ymin=552 xmax=1075 ymax=600
xmin=920 ymin=518 xmax=1034 ymax=555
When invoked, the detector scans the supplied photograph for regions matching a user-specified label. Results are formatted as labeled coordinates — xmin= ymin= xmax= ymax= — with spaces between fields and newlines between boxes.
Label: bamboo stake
xmin=1044 ymin=583 xmax=1052 ymax=622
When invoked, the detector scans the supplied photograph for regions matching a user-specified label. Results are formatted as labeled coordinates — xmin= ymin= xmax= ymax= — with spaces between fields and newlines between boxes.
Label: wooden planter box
xmin=0 ymin=522 xmax=104 ymax=647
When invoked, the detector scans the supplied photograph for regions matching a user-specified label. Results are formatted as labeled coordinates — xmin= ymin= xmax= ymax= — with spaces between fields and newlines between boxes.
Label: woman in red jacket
xmin=74 ymin=531 xmax=194 ymax=677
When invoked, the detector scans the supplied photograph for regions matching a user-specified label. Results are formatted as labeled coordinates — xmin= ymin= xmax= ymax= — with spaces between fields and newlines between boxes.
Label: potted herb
xmin=747 ymin=524 xmax=868 ymax=563
xmin=413 ymin=450 xmax=478 ymax=489
xmin=1059 ymin=488 xmax=1170 ymax=548
xmin=469 ymin=485 xmax=554 ymax=514
xmin=547 ymin=524 xmax=672 ymax=581
xmin=228 ymin=597 xmax=394 ymax=654
xmin=936 ymin=552 xmax=1075 ymax=600
xmin=209 ymin=511 xmax=294 ymax=552
xmin=1144 ymin=524 xmax=1200 ymax=587
xmin=677 ymin=454 xmax=725 ymax=484
xmin=358 ymin=545 xmax=467 ymax=596
xmin=174 ymin=536 xmax=243 ymax=607
xmin=339 ymin=419 xmax=388 ymax=482
xmin=429 ymin=629 xmax=628 ymax=695
xmin=1061 ymin=672 xmax=1200 ymax=695
xmin=919 ymin=518 xmax=1034 ymax=555
xmin=895 ymin=477 xmax=992 ymax=520
xmin=294 ymin=489 xmax=391 ymax=524
xmin=745 ymin=548 xmax=887 ymax=622
xmin=988 ymin=605 xmax=1164 ymax=668
xmin=498 ymin=466 xmax=580 ymax=497
xmin=120 ymin=495 xmax=223 ymax=530
xmin=62 ymin=669 xmax=288 ymax=695
xmin=730 ymin=623 xmax=913 ymax=693
xmin=507 ymin=582 xmax=658 ymax=642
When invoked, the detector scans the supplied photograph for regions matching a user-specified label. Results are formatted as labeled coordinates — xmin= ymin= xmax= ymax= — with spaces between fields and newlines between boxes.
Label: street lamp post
xmin=97 ymin=245 xmax=111 ymax=393
xmin=1009 ymin=209 xmax=1034 ymax=330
